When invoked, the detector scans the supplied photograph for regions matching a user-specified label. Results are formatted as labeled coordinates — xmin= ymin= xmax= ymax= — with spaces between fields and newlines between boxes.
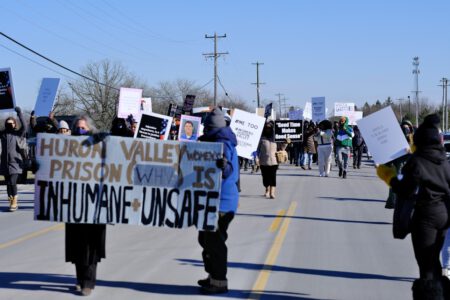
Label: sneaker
xmin=342 ymin=171 xmax=347 ymax=179
xmin=81 ymin=287 xmax=92 ymax=296
xmin=200 ymin=284 xmax=228 ymax=294
xmin=338 ymin=168 xmax=343 ymax=177
xmin=197 ymin=277 xmax=210 ymax=287
xmin=443 ymin=268 xmax=450 ymax=278
xmin=301 ymin=166 xmax=306 ymax=170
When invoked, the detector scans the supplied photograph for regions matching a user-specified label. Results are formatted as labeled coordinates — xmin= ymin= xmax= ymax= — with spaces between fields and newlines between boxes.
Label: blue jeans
xmin=336 ymin=146 xmax=350 ymax=172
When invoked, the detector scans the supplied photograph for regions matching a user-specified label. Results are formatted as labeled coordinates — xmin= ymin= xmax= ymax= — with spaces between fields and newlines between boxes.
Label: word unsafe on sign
xmin=34 ymin=134 xmax=223 ymax=231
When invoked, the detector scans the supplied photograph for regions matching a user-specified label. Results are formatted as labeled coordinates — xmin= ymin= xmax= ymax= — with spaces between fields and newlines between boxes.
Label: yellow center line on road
xmin=248 ymin=201 xmax=297 ymax=299
xmin=269 ymin=209 xmax=286 ymax=233
xmin=0 ymin=223 xmax=64 ymax=250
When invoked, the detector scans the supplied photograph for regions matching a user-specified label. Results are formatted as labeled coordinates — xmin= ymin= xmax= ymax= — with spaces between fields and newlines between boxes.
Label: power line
xmin=217 ymin=75 xmax=233 ymax=101
xmin=0 ymin=43 xmax=77 ymax=82
xmin=0 ymin=31 xmax=214 ymax=100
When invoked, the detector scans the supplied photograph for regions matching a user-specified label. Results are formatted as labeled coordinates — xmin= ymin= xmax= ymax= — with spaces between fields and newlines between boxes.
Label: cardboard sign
xmin=274 ymin=120 xmax=303 ymax=142
xmin=118 ymin=87 xmax=143 ymax=119
xmin=34 ymin=134 xmax=223 ymax=231
xmin=0 ymin=68 xmax=15 ymax=111
xmin=288 ymin=109 xmax=304 ymax=120
xmin=135 ymin=112 xmax=173 ymax=140
xmin=178 ymin=115 xmax=201 ymax=141
xmin=303 ymin=102 xmax=312 ymax=120
xmin=312 ymin=97 xmax=326 ymax=122
xmin=34 ymin=78 xmax=60 ymax=117
xmin=334 ymin=102 xmax=355 ymax=116
xmin=230 ymin=109 xmax=265 ymax=159
xmin=182 ymin=95 xmax=196 ymax=115
xmin=356 ymin=106 xmax=409 ymax=164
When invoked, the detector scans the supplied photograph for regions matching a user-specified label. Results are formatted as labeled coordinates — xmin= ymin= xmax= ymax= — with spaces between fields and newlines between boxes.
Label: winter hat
xmin=204 ymin=107 xmax=226 ymax=129
xmin=413 ymin=113 xmax=441 ymax=147
xmin=58 ymin=120 xmax=70 ymax=130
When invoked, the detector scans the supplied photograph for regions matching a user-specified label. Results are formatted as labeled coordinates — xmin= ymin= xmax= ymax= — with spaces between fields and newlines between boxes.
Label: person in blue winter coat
xmin=197 ymin=107 xmax=239 ymax=294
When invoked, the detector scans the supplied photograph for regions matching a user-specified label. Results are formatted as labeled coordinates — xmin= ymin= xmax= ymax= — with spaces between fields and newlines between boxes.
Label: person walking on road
xmin=0 ymin=106 xmax=27 ymax=212
xmin=334 ymin=116 xmax=354 ymax=179
xmin=65 ymin=116 xmax=106 ymax=297
xmin=258 ymin=121 xmax=278 ymax=199
xmin=377 ymin=114 xmax=450 ymax=299
xmin=197 ymin=107 xmax=239 ymax=294
xmin=352 ymin=125 xmax=364 ymax=169
xmin=304 ymin=123 xmax=317 ymax=170
xmin=316 ymin=120 xmax=334 ymax=177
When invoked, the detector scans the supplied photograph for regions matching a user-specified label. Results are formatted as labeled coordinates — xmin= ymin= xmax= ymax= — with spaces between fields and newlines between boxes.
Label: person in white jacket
xmin=315 ymin=120 xmax=334 ymax=177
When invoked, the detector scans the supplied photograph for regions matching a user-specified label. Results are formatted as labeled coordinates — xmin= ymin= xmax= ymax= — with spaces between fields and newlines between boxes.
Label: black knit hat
xmin=204 ymin=107 xmax=226 ymax=129
xmin=413 ymin=113 xmax=441 ymax=147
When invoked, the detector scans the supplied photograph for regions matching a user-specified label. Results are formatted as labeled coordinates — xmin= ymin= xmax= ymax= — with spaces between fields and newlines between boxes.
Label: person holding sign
xmin=0 ymin=106 xmax=27 ymax=211
xmin=197 ymin=107 xmax=239 ymax=294
xmin=65 ymin=116 xmax=106 ymax=297
xmin=334 ymin=116 xmax=354 ymax=179
xmin=377 ymin=114 xmax=450 ymax=299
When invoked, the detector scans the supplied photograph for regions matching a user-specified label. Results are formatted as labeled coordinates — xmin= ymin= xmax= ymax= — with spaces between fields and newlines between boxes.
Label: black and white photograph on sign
xmin=0 ymin=68 xmax=15 ymax=111
xmin=274 ymin=120 xmax=303 ymax=142
xmin=135 ymin=112 xmax=173 ymax=140
xmin=178 ymin=115 xmax=201 ymax=141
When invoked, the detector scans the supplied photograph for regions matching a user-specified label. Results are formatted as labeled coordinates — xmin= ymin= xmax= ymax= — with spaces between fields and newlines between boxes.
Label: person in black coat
xmin=65 ymin=116 xmax=106 ymax=297
xmin=0 ymin=106 xmax=27 ymax=211
xmin=352 ymin=126 xmax=364 ymax=169
xmin=379 ymin=114 xmax=450 ymax=299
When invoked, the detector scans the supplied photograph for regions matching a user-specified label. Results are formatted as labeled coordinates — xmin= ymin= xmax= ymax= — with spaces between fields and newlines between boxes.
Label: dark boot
xmin=338 ymin=168 xmax=343 ymax=177
xmin=412 ymin=278 xmax=444 ymax=300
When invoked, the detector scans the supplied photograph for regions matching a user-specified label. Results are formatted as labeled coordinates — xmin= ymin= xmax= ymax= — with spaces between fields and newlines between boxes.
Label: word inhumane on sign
xmin=34 ymin=134 xmax=223 ymax=231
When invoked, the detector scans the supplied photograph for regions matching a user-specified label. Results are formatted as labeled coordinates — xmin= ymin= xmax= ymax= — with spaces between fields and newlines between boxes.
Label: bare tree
xmin=64 ymin=59 xmax=148 ymax=130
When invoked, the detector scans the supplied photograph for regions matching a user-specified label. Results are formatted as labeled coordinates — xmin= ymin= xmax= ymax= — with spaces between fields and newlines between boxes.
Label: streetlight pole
xmin=412 ymin=57 xmax=420 ymax=127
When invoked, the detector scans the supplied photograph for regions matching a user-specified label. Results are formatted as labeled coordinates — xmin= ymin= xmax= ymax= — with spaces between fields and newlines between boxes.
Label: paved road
xmin=0 ymin=159 xmax=417 ymax=299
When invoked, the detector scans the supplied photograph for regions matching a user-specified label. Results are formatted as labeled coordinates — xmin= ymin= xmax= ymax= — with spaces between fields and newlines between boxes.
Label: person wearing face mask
xmin=0 ymin=106 xmax=27 ymax=211
xmin=65 ymin=116 xmax=106 ymax=297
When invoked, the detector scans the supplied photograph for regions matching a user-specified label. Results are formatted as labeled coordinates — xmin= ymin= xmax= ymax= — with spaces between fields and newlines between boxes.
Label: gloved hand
xmin=15 ymin=106 xmax=21 ymax=114
xmin=216 ymin=157 xmax=228 ymax=170
xmin=376 ymin=164 xmax=397 ymax=186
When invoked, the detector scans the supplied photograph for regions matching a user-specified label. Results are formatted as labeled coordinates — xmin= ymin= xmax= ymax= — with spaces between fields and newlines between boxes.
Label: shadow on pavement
xmin=236 ymin=213 xmax=391 ymax=225
xmin=0 ymin=272 xmax=312 ymax=299
xmin=318 ymin=196 xmax=385 ymax=203
xmin=177 ymin=259 xmax=414 ymax=282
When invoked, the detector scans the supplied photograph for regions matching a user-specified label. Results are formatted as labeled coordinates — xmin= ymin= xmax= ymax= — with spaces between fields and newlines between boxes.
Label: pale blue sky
xmin=2 ymin=0 xmax=450 ymax=112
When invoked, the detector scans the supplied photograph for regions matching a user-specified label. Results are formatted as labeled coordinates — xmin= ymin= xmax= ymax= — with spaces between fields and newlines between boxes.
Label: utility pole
xmin=439 ymin=78 xmax=449 ymax=131
xmin=203 ymin=33 xmax=228 ymax=106
xmin=408 ymin=95 xmax=411 ymax=117
xmin=251 ymin=62 xmax=265 ymax=108
xmin=412 ymin=57 xmax=420 ymax=127
xmin=275 ymin=93 xmax=283 ymax=119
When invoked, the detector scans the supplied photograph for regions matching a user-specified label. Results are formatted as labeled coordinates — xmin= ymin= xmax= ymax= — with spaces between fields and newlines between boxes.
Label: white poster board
xmin=334 ymin=102 xmax=355 ymax=116
xmin=347 ymin=111 xmax=364 ymax=125
xmin=231 ymin=109 xmax=265 ymax=159
xmin=356 ymin=106 xmax=409 ymax=164
xmin=178 ymin=115 xmax=201 ymax=141
xmin=34 ymin=78 xmax=60 ymax=117
xmin=0 ymin=67 xmax=16 ymax=111
xmin=303 ymin=102 xmax=312 ymax=120
xmin=34 ymin=134 xmax=223 ymax=231
xmin=118 ymin=87 xmax=143 ymax=119
xmin=312 ymin=97 xmax=326 ymax=122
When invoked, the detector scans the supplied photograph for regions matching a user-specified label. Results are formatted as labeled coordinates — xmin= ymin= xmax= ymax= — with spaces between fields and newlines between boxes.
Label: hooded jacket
xmin=334 ymin=117 xmax=354 ymax=147
xmin=0 ymin=111 xmax=27 ymax=175
xmin=391 ymin=145 xmax=450 ymax=206
xmin=199 ymin=126 xmax=239 ymax=213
